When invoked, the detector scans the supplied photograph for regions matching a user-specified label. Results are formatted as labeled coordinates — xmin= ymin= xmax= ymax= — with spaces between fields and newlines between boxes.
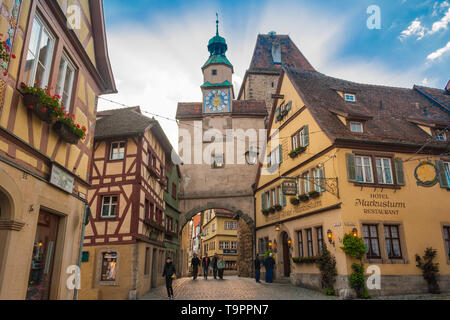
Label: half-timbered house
xmin=80 ymin=106 xmax=175 ymax=300
xmin=0 ymin=0 xmax=116 ymax=300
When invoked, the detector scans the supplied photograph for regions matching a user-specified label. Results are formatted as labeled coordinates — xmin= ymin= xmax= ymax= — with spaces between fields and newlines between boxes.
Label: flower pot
xmin=309 ymin=191 xmax=320 ymax=199
xmin=299 ymin=194 xmax=309 ymax=202
xmin=53 ymin=122 xmax=79 ymax=145
xmin=290 ymin=198 xmax=300 ymax=205
xmin=274 ymin=205 xmax=283 ymax=211
xmin=23 ymin=93 xmax=55 ymax=124
xmin=269 ymin=207 xmax=276 ymax=214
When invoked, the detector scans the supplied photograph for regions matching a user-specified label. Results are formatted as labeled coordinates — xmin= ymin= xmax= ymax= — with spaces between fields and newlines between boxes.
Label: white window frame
xmin=313 ymin=168 xmax=325 ymax=192
xmin=110 ymin=141 xmax=126 ymax=160
xmin=344 ymin=93 xmax=356 ymax=102
xmin=350 ymin=122 xmax=363 ymax=133
xmin=231 ymin=241 xmax=237 ymax=250
xmin=443 ymin=162 xmax=450 ymax=185
xmin=292 ymin=135 xmax=298 ymax=150
xmin=101 ymin=196 xmax=118 ymax=218
xmin=25 ymin=14 xmax=56 ymax=87
xmin=299 ymin=128 xmax=307 ymax=147
xmin=303 ymin=172 xmax=310 ymax=194
xmin=355 ymin=156 xmax=374 ymax=183
xmin=436 ymin=131 xmax=447 ymax=142
xmin=375 ymin=157 xmax=394 ymax=185
xmin=56 ymin=52 xmax=76 ymax=108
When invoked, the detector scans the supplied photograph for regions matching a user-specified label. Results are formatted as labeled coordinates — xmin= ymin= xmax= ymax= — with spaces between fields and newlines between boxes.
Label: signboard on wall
xmin=282 ymin=180 xmax=297 ymax=195
xmin=50 ymin=164 xmax=75 ymax=194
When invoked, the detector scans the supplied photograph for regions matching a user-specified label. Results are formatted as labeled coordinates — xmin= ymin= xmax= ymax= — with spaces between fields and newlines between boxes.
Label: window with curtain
xmin=55 ymin=52 xmax=76 ymax=108
xmin=384 ymin=225 xmax=402 ymax=259
xmin=363 ymin=224 xmax=381 ymax=258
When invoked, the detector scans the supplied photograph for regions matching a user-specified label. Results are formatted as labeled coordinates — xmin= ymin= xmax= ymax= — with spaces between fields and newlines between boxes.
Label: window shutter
xmin=394 ymin=158 xmax=405 ymax=186
xmin=304 ymin=125 xmax=310 ymax=147
xmin=279 ymin=145 xmax=283 ymax=163
xmin=282 ymin=193 xmax=287 ymax=207
xmin=262 ymin=193 xmax=266 ymax=210
xmin=346 ymin=153 xmax=357 ymax=182
xmin=436 ymin=160 xmax=449 ymax=188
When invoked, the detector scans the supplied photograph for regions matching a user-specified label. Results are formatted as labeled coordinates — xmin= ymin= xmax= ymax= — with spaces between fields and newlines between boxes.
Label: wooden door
xmin=282 ymin=232 xmax=290 ymax=277
xmin=26 ymin=211 xmax=59 ymax=300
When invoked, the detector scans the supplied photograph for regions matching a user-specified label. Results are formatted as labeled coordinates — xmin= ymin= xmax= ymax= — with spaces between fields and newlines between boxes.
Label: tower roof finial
xmin=216 ymin=12 xmax=219 ymax=36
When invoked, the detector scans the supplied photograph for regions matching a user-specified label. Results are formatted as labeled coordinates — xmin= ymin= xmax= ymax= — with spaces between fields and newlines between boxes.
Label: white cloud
xmin=426 ymin=41 xmax=450 ymax=60
xmin=429 ymin=7 xmax=450 ymax=34
xmin=399 ymin=18 xmax=427 ymax=40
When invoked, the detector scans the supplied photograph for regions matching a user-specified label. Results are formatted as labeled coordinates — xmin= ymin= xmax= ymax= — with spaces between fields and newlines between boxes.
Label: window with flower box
xmin=291 ymin=126 xmax=310 ymax=153
xmin=24 ymin=14 xmax=56 ymax=88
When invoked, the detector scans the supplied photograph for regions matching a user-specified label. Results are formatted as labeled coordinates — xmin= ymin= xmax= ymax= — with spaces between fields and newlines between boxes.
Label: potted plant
xmin=289 ymin=150 xmax=297 ymax=159
xmin=290 ymin=197 xmax=300 ymax=205
xmin=268 ymin=207 xmax=276 ymax=214
xmin=21 ymin=84 xmax=59 ymax=124
xmin=274 ymin=204 xmax=283 ymax=211
xmin=308 ymin=190 xmax=321 ymax=199
xmin=298 ymin=194 xmax=309 ymax=202
xmin=415 ymin=247 xmax=440 ymax=294
xmin=53 ymin=113 xmax=86 ymax=145
xmin=262 ymin=209 xmax=270 ymax=216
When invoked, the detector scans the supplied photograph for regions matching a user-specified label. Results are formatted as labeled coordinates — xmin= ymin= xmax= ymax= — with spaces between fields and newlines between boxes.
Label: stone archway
xmin=178 ymin=198 xmax=256 ymax=278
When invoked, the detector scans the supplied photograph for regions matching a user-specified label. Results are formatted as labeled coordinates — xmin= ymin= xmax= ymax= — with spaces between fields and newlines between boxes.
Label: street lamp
xmin=352 ymin=228 xmax=358 ymax=237
xmin=327 ymin=229 xmax=333 ymax=244
xmin=275 ymin=224 xmax=281 ymax=232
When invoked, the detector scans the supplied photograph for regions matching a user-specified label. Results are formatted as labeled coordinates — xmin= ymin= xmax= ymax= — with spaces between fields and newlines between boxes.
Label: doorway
xmin=26 ymin=211 xmax=59 ymax=300
xmin=282 ymin=232 xmax=291 ymax=277
xmin=151 ymin=248 xmax=157 ymax=288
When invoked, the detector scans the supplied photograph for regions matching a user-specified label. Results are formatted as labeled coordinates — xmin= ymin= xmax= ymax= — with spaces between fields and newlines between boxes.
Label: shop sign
xmin=223 ymin=250 xmax=237 ymax=254
xmin=355 ymin=193 xmax=406 ymax=215
xmin=50 ymin=164 xmax=75 ymax=194
xmin=282 ymin=180 xmax=297 ymax=195
xmin=414 ymin=161 xmax=438 ymax=187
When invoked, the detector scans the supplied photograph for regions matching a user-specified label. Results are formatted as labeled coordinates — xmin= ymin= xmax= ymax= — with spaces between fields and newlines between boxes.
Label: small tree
xmin=317 ymin=245 xmax=337 ymax=295
xmin=415 ymin=247 xmax=440 ymax=294
xmin=341 ymin=233 xmax=370 ymax=299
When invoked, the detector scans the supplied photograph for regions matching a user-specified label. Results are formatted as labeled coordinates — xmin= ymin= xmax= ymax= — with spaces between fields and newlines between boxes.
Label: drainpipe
xmin=73 ymin=204 xmax=90 ymax=300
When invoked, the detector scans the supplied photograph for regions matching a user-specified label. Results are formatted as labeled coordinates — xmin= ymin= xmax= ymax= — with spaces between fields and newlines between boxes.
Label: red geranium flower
xmin=42 ymin=107 xmax=47 ymax=112
xmin=11 ymin=54 xmax=16 ymax=59
xmin=76 ymin=124 xmax=80 ymax=129
xmin=3 ymin=71 xmax=7 ymax=76
xmin=28 ymin=105 xmax=34 ymax=109
xmin=82 ymin=126 xmax=87 ymax=132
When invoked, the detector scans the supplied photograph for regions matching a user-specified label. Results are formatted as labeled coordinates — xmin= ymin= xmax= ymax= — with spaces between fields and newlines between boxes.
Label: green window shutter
xmin=346 ymin=153 xmax=357 ymax=182
xmin=262 ymin=193 xmax=266 ymax=210
xmin=436 ymin=160 xmax=449 ymax=188
xmin=282 ymin=193 xmax=287 ymax=207
xmin=279 ymin=145 xmax=283 ymax=163
xmin=394 ymin=158 xmax=405 ymax=186
xmin=304 ymin=125 xmax=310 ymax=147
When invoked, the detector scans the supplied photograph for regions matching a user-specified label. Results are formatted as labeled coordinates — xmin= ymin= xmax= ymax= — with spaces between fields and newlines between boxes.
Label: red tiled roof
xmin=176 ymin=100 xmax=267 ymax=119
xmin=284 ymin=68 xmax=450 ymax=148
xmin=414 ymin=85 xmax=450 ymax=114
xmin=248 ymin=34 xmax=315 ymax=73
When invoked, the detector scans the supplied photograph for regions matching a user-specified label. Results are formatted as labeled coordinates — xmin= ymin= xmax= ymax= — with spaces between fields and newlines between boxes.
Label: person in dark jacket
xmin=202 ymin=255 xmax=210 ymax=279
xmin=254 ymin=254 xmax=263 ymax=283
xmin=264 ymin=253 xmax=275 ymax=283
xmin=162 ymin=257 xmax=176 ymax=299
xmin=191 ymin=253 xmax=201 ymax=280
xmin=211 ymin=254 xmax=218 ymax=279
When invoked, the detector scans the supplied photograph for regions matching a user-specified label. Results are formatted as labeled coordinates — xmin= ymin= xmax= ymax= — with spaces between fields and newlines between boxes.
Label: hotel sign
xmin=282 ymin=180 xmax=297 ymax=195
xmin=50 ymin=164 xmax=75 ymax=194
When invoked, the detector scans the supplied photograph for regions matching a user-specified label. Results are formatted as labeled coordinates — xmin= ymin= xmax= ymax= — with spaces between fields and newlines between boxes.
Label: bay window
xmin=24 ymin=15 xmax=55 ymax=87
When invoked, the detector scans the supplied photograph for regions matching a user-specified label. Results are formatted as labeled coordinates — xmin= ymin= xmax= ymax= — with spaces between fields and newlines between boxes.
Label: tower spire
xmin=216 ymin=12 xmax=219 ymax=36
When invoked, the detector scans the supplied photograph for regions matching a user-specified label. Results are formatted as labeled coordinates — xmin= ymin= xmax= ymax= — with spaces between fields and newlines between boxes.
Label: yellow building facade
xmin=202 ymin=209 xmax=238 ymax=271
xmin=255 ymin=68 xmax=450 ymax=297
xmin=0 ymin=0 xmax=115 ymax=300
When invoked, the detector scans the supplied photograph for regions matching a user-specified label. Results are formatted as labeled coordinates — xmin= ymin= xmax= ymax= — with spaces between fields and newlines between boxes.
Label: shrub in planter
xmin=308 ymin=190 xmax=321 ymax=199
xmin=298 ymin=194 xmax=309 ymax=202
xmin=274 ymin=204 xmax=283 ymax=211
xmin=415 ymin=247 xmax=440 ymax=294
xmin=290 ymin=197 xmax=300 ymax=205
xmin=317 ymin=245 xmax=338 ymax=296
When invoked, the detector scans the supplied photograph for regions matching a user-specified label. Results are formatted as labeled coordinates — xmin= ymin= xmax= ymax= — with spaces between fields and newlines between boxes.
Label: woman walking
xmin=217 ymin=256 xmax=226 ymax=280
xmin=162 ymin=257 xmax=176 ymax=300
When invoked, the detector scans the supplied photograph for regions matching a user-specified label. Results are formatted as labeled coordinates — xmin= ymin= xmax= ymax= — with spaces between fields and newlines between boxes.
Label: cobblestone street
xmin=141 ymin=276 xmax=336 ymax=300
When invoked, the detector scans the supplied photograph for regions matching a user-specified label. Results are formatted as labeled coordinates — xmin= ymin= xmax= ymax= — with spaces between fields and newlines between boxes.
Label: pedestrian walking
xmin=254 ymin=254 xmax=263 ymax=283
xmin=202 ymin=255 xmax=210 ymax=279
xmin=162 ymin=257 xmax=176 ymax=300
xmin=217 ymin=255 xmax=226 ymax=280
xmin=191 ymin=253 xmax=201 ymax=280
xmin=211 ymin=254 xmax=218 ymax=279
xmin=264 ymin=253 xmax=275 ymax=283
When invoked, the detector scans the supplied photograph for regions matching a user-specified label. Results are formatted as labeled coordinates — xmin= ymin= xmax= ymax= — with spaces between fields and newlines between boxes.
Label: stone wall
xmin=237 ymin=218 xmax=254 ymax=278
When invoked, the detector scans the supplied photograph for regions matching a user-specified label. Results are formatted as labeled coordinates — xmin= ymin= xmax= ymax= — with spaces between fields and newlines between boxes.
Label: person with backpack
xmin=217 ymin=256 xmax=226 ymax=280
xmin=162 ymin=257 xmax=176 ymax=300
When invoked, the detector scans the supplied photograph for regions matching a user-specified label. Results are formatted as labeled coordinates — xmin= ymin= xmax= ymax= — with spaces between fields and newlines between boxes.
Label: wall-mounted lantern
xmin=352 ymin=228 xmax=358 ymax=238
xmin=275 ymin=224 xmax=281 ymax=232
xmin=327 ymin=229 xmax=335 ymax=247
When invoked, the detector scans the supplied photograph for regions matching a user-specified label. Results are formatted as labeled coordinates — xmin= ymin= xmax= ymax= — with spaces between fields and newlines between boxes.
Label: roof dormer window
xmin=350 ymin=121 xmax=363 ymax=133
xmin=435 ymin=129 xmax=447 ymax=142
xmin=344 ymin=93 xmax=356 ymax=103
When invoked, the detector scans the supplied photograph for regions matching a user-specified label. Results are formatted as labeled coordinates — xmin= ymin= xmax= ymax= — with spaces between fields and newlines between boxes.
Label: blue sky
xmin=98 ymin=0 xmax=450 ymax=147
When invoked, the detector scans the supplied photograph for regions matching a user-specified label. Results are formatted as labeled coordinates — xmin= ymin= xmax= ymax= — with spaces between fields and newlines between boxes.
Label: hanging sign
xmin=282 ymin=180 xmax=297 ymax=195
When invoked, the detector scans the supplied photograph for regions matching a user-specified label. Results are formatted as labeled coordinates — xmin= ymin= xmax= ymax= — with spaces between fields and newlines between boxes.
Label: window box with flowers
xmin=308 ymin=190 xmax=321 ymax=199
xmin=274 ymin=204 xmax=283 ymax=212
xmin=289 ymin=146 xmax=307 ymax=159
xmin=292 ymin=256 xmax=319 ymax=264
xmin=21 ymin=83 xmax=86 ymax=145
xmin=290 ymin=197 xmax=300 ymax=205
xmin=0 ymin=36 xmax=16 ymax=76
xmin=262 ymin=209 xmax=271 ymax=216
xmin=298 ymin=194 xmax=309 ymax=202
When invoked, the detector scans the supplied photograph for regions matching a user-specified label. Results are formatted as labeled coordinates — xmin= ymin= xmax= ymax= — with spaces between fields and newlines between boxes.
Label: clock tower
xmin=201 ymin=16 xmax=234 ymax=114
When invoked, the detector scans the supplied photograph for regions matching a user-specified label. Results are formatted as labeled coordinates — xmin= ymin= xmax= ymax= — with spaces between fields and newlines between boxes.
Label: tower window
xmin=212 ymin=69 xmax=217 ymax=76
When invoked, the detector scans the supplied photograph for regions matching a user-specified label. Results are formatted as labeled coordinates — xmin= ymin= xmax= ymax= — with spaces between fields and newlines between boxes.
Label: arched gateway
xmin=175 ymin=20 xmax=267 ymax=277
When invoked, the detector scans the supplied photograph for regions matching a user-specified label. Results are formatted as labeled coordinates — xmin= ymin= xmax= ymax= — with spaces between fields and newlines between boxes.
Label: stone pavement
xmin=140 ymin=276 xmax=450 ymax=300
xmin=140 ymin=276 xmax=336 ymax=300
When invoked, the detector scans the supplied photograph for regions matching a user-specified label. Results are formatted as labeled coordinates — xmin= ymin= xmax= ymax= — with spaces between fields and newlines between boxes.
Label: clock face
xmin=205 ymin=90 xmax=229 ymax=112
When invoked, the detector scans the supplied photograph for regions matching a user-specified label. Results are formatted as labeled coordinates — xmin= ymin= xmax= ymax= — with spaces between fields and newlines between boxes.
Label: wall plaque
xmin=50 ymin=164 xmax=75 ymax=194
